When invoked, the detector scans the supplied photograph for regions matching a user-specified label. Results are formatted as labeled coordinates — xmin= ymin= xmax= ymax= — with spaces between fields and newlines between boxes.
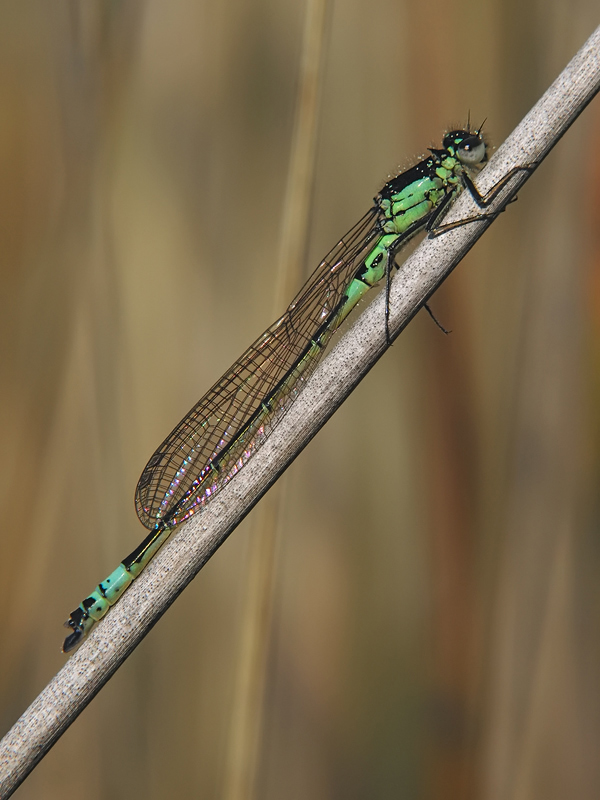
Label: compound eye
xmin=457 ymin=136 xmax=486 ymax=165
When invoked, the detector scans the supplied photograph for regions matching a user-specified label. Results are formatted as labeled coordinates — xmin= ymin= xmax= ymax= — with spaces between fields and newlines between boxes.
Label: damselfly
xmin=63 ymin=125 xmax=525 ymax=652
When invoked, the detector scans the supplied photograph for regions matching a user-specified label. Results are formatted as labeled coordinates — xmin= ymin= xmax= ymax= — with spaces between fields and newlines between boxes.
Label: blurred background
xmin=1 ymin=2 xmax=599 ymax=798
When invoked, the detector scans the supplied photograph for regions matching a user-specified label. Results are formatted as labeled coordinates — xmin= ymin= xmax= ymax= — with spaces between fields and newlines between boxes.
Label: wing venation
xmin=135 ymin=207 xmax=381 ymax=529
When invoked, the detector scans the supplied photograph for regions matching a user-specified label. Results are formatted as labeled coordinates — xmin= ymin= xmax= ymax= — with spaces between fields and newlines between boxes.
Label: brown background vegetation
xmin=1 ymin=2 xmax=599 ymax=798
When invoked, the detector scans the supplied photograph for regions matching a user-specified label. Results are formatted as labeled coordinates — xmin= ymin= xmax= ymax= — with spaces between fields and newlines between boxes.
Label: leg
xmin=429 ymin=210 xmax=503 ymax=237
xmin=385 ymin=249 xmax=392 ymax=345
xmin=463 ymin=164 xmax=536 ymax=208
xmin=423 ymin=302 xmax=451 ymax=335
xmin=425 ymin=189 xmax=456 ymax=233
xmin=428 ymin=164 xmax=536 ymax=238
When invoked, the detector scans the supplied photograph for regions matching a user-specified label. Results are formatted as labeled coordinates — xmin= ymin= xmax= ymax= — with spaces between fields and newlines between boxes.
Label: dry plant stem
xmin=223 ymin=4 xmax=330 ymax=797
xmin=274 ymin=0 xmax=331 ymax=304
xmin=222 ymin=486 xmax=286 ymax=800
xmin=1 ymin=24 xmax=600 ymax=799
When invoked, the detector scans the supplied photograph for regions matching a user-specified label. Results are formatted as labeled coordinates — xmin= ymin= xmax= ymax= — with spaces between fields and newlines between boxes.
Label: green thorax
xmin=348 ymin=129 xmax=487 ymax=300
xmin=377 ymin=151 xmax=465 ymax=236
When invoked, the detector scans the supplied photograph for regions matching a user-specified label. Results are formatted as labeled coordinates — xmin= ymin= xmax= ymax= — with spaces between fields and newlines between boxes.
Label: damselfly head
xmin=443 ymin=129 xmax=487 ymax=167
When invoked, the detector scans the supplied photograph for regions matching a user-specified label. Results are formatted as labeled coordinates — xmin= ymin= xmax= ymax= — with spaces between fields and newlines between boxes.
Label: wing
xmin=135 ymin=207 xmax=381 ymax=529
